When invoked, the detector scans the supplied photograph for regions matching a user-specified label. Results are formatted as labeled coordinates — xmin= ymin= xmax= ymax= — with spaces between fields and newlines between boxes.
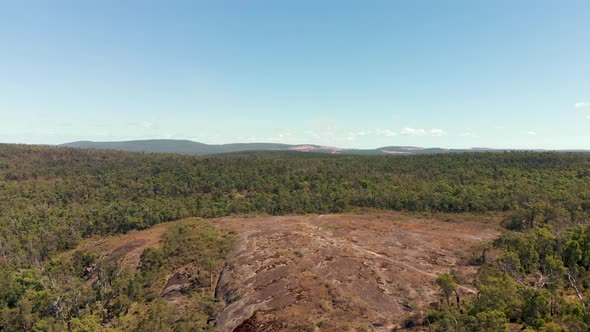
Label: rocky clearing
xmin=68 ymin=213 xmax=499 ymax=331
xmin=214 ymin=213 xmax=500 ymax=331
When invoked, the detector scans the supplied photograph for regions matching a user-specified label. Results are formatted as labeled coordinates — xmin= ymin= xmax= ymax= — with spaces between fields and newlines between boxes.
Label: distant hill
xmin=60 ymin=140 xmax=293 ymax=155
xmin=59 ymin=139 xmax=588 ymax=156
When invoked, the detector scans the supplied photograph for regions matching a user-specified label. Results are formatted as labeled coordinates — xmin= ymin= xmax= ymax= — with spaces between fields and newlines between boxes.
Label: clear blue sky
xmin=1 ymin=0 xmax=589 ymax=149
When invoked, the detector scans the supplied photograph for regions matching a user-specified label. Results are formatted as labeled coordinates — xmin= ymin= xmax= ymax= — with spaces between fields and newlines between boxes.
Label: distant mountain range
xmin=59 ymin=140 xmax=589 ymax=156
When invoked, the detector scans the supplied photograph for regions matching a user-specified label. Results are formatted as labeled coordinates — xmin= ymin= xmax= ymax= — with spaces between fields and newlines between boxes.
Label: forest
xmin=429 ymin=224 xmax=590 ymax=331
xmin=1 ymin=144 xmax=590 ymax=331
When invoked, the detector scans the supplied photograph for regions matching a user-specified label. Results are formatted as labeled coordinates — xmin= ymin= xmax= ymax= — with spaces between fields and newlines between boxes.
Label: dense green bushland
xmin=1 ymin=144 xmax=589 ymax=266
xmin=1 ymin=144 xmax=590 ymax=330
xmin=429 ymin=224 xmax=590 ymax=331
xmin=0 ymin=218 xmax=234 ymax=331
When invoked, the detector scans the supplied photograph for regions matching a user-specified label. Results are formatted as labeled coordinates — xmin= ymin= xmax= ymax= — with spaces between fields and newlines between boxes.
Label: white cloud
xmin=267 ymin=130 xmax=299 ymax=143
xmin=345 ymin=135 xmax=356 ymax=141
xmin=430 ymin=129 xmax=447 ymax=137
xmin=527 ymin=131 xmax=537 ymax=136
xmin=575 ymin=102 xmax=590 ymax=109
xmin=400 ymin=128 xmax=425 ymax=136
xmin=400 ymin=128 xmax=447 ymax=137
xmin=347 ymin=131 xmax=367 ymax=140
xmin=375 ymin=129 xmax=397 ymax=137
xmin=587 ymin=115 xmax=590 ymax=120
xmin=460 ymin=131 xmax=480 ymax=138
xmin=344 ymin=129 xmax=398 ymax=141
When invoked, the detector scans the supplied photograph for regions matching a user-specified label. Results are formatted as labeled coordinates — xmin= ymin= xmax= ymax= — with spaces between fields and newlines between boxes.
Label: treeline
xmin=1 ymin=144 xmax=590 ymax=267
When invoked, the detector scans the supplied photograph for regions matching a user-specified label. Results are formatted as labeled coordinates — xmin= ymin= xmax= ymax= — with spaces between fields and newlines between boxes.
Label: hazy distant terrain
xmin=59 ymin=139 xmax=460 ymax=155
xmin=60 ymin=139 xmax=588 ymax=156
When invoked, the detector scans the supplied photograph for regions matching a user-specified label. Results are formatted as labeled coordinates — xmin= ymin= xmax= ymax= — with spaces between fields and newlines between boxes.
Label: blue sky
xmin=1 ymin=1 xmax=589 ymax=149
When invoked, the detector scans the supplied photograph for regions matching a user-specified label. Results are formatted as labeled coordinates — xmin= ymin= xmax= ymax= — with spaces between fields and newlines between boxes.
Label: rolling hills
xmin=60 ymin=139 xmax=492 ymax=155
xmin=59 ymin=139 xmax=590 ymax=156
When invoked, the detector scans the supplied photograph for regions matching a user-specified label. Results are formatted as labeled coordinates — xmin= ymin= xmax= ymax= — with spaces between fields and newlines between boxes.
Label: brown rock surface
xmin=214 ymin=213 xmax=499 ymax=332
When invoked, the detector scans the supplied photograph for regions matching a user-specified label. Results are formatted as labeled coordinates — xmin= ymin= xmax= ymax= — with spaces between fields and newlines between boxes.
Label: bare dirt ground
xmin=71 ymin=222 xmax=170 ymax=269
xmin=213 ymin=213 xmax=500 ymax=332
